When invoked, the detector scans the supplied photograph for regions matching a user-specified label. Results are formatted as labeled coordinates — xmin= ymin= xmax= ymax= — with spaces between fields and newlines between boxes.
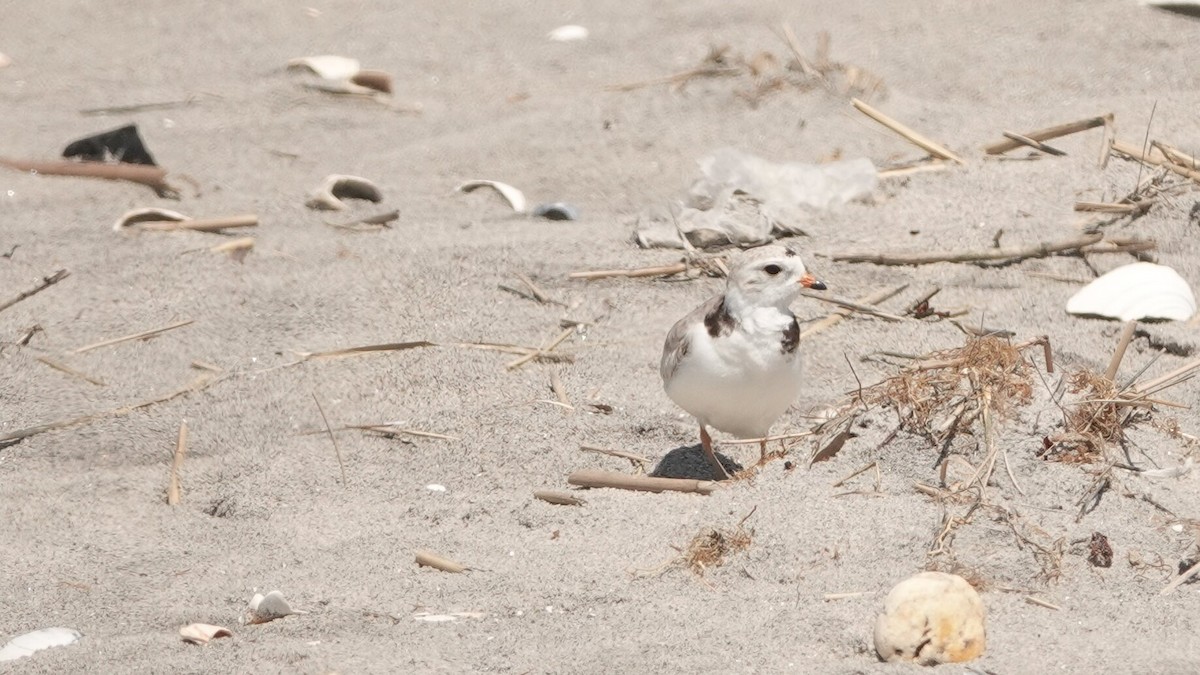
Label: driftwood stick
xmin=567 ymin=469 xmax=718 ymax=495
xmin=415 ymin=550 xmax=469 ymax=573
xmin=0 ymin=156 xmax=177 ymax=196
xmin=533 ymin=490 xmax=586 ymax=506
xmin=167 ymin=420 xmax=188 ymax=505
xmin=983 ymin=114 xmax=1110 ymax=154
xmin=829 ymin=233 xmax=1108 ymax=266
xmin=73 ymin=318 xmax=194 ymax=354
xmin=851 ymin=98 xmax=965 ymax=164
xmin=0 ymin=269 xmax=70 ymax=314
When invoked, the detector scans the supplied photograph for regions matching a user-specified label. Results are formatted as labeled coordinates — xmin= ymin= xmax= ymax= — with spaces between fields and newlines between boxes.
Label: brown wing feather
xmin=660 ymin=295 xmax=724 ymax=382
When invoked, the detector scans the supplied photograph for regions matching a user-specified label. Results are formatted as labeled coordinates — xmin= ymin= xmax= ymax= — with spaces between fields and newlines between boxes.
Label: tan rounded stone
xmin=873 ymin=571 xmax=986 ymax=665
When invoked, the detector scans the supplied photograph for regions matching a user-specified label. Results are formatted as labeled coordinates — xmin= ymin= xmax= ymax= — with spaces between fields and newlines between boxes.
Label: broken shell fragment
xmin=874 ymin=571 xmax=986 ymax=665
xmin=305 ymin=175 xmax=384 ymax=210
xmin=179 ymin=623 xmax=233 ymax=645
xmin=350 ymin=70 xmax=393 ymax=94
xmin=0 ymin=627 xmax=82 ymax=662
xmin=1067 ymin=262 xmax=1196 ymax=322
xmin=548 ymin=25 xmax=589 ymax=41
xmin=245 ymin=590 xmax=298 ymax=624
xmin=287 ymin=55 xmax=361 ymax=81
xmin=532 ymin=202 xmax=580 ymax=221
xmin=112 ymin=207 xmax=189 ymax=232
xmin=455 ymin=180 xmax=527 ymax=213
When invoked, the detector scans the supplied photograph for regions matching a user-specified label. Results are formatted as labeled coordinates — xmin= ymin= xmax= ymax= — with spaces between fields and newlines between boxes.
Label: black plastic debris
xmin=62 ymin=124 xmax=157 ymax=166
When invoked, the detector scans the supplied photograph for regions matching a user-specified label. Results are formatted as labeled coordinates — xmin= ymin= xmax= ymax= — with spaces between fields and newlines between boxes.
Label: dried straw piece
xmin=533 ymin=490 xmax=586 ymax=506
xmin=799 ymin=290 xmax=906 ymax=322
xmin=567 ymin=469 xmax=718 ymax=495
xmin=167 ymin=420 xmax=188 ymax=505
xmin=73 ymin=318 xmax=194 ymax=354
xmin=415 ymin=550 xmax=469 ymax=573
xmin=983 ymin=114 xmax=1111 ymax=154
xmin=851 ymin=98 xmax=965 ymax=164
xmin=506 ymin=327 xmax=573 ymax=371
xmin=312 ymin=393 xmax=347 ymax=486
xmin=0 ymin=269 xmax=69 ymax=314
xmin=137 ymin=214 xmax=258 ymax=233
xmin=35 ymin=355 xmax=106 ymax=386
xmin=579 ymin=445 xmax=652 ymax=470
xmin=1112 ymin=139 xmax=1200 ymax=184
xmin=1000 ymin=131 xmax=1067 ymax=156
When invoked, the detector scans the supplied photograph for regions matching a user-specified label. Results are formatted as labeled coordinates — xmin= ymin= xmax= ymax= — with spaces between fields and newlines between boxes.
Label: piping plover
xmin=660 ymin=244 xmax=826 ymax=479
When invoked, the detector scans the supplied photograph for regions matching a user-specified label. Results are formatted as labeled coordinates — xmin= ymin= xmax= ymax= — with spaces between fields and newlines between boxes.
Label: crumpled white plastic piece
xmin=636 ymin=149 xmax=877 ymax=249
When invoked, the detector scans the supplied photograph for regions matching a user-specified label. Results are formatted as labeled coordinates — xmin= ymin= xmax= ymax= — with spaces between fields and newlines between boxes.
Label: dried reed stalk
xmin=567 ymin=469 xmax=718 ymax=495
xmin=167 ymin=420 xmax=188 ymax=505
xmin=138 ymin=214 xmax=258 ymax=232
xmin=0 ymin=269 xmax=70 ymax=314
xmin=73 ymin=318 xmax=194 ymax=354
xmin=983 ymin=114 xmax=1111 ymax=154
xmin=415 ymin=550 xmax=469 ymax=573
xmin=851 ymin=98 xmax=965 ymax=164
xmin=0 ymin=156 xmax=178 ymax=196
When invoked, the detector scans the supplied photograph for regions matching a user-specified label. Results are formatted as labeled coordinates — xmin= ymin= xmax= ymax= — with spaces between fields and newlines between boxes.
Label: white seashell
xmin=245 ymin=590 xmax=297 ymax=624
xmin=1066 ymin=262 xmax=1196 ymax=322
xmin=287 ymin=55 xmax=361 ymax=81
xmin=874 ymin=572 xmax=986 ymax=665
xmin=305 ymin=175 xmax=383 ymax=211
xmin=455 ymin=180 xmax=527 ymax=213
xmin=548 ymin=25 xmax=589 ymax=42
xmin=426 ymin=483 xmax=447 ymax=492
xmin=112 ymin=207 xmax=189 ymax=232
xmin=0 ymin=627 xmax=82 ymax=662
xmin=0 ymin=52 xmax=11 ymax=69
xmin=179 ymin=623 xmax=232 ymax=645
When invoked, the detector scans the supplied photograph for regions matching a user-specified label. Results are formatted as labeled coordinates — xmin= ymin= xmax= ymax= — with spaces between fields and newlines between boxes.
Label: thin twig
xmin=312 ymin=392 xmax=347 ymax=486
xmin=1001 ymin=131 xmax=1067 ymax=156
xmin=798 ymin=291 xmax=906 ymax=322
xmin=549 ymin=369 xmax=572 ymax=415
xmin=579 ymin=444 xmax=652 ymax=470
xmin=568 ymin=262 xmax=689 ymax=280
xmin=0 ymin=269 xmax=70 ymax=314
xmin=506 ymin=327 xmax=573 ymax=371
xmin=73 ymin=318 xmax=194 ymax=354
xmin=828 ymin=233 xmax=1137 ymax=266
xmin=0 ymin=156 xmax=178 ymax=197
xmin=35 ymin=355 xmax=106 ymax=386
xmin=800 ymin=284 xmax=908 ymax=339
xmin=1160 ymin=559 xmax=1200 ymax=596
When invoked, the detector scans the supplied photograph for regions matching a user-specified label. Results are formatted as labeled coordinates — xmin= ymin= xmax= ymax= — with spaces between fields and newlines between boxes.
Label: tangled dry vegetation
xmin=805 ymin=330 xmax=1199 ymax=584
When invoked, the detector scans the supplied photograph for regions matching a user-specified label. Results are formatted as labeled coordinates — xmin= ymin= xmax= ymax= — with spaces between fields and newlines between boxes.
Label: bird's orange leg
xmin=700 ymin=426 xmax=732 ymax=480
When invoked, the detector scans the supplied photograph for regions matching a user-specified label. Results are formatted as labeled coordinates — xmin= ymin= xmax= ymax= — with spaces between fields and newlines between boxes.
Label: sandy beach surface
xmin=3 ymin=1 xmax=1200 ymax=672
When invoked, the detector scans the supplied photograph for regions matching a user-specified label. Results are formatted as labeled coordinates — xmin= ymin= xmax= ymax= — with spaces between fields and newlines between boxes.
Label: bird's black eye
xmin=763 ymin=264 xmax=782 ymax=276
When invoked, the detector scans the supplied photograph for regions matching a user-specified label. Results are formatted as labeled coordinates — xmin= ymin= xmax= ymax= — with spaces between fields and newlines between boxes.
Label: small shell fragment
xmin=456 ymin=180 xmax=527 ymax=213
xmin=112 ymin=207 xmax=189 ymax=232
xmin=413 ymin=611 xmax=487 ymax=622
xmin=245 ymin=590 xmax=297 ymax=624
xmin=548 ymin=25 xmax=589 ymax=42
xmin=350 ymin=70 xmax=393 ymax=94
xmin=179 ymin=623 xmax=233 ymax=645
xmin=874 ymin=571 xmax=986 ymax=665
xmin=1066 ymin=262 xmax=1196 ymax=322
xmin=0 ymin=627 xmax=82 ymax=662
xmin=287 ymin=55 xmax=361 ymax=81
xmin=305 ymin=174 xmax=384 ymax=211
xmin=532 ymin=202 xmax=580 ymax=221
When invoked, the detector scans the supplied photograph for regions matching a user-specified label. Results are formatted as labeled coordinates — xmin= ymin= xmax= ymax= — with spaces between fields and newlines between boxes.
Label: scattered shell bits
xmin=1067 ymin=262 xmax=1196 ymax=322
xmin=873 ymin=571 xmax=986 ymax=665
xmin=305 ymin=175 xmax=384 ymax=210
